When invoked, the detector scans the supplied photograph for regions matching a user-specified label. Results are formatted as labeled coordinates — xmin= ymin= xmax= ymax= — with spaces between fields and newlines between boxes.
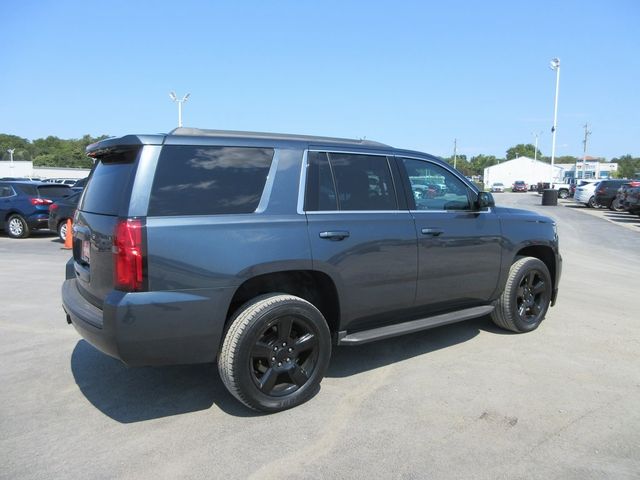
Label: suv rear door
xmin=72 ymin=147 xmax=141 ymax=307
xmin=303 ymin=150 xmax=417 ymax=331
xmin=397 ymin=156 xmax=502 ymax=311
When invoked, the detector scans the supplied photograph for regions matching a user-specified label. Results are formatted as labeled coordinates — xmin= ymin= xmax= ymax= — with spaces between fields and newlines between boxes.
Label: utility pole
xmin=532 ymin=131 xmax=541 ymax=162
xmin=453 ymin=138 xmax=458 ymax=170
xmin=582 ymin=123 xmax=591 ymax=179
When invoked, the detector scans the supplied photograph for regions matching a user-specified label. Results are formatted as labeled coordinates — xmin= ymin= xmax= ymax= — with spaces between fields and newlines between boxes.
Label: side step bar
xmin=337 ymin=305 xmax=494 ymax=345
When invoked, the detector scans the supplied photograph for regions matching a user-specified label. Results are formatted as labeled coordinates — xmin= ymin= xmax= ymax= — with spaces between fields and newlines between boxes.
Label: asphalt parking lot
xmin=1 ymin=193 xmax=639 ymax=480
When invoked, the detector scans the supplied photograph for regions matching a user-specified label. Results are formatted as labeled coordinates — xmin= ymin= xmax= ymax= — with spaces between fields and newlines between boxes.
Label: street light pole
xmin=7 ymin=148 xmax=15 ymax=168
xmin=532 ymin=131 xmax=541 ymax=162
xmin=549 ymin=58 xmax=561 ymax=186
xmin=169 ymin=92 xmax=191 ymax=128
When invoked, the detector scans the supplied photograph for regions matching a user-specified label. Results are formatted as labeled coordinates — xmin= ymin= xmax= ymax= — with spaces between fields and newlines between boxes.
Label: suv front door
xmin=398 ymin=157 xmax=502 ymax=311
xmin=303 ymin=150 xmax=417 ymax=331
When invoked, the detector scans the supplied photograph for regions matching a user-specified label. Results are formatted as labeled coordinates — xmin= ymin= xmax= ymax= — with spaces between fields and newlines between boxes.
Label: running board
xmin=337 ymin=305 xmax=494 ymax=345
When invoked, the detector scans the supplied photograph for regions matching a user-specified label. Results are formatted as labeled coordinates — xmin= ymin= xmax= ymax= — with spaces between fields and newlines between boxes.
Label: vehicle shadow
xmin=71 ymin=316 xmax=496 ymax=422
xmin=70 ymin=340 xmax=255 ymax=422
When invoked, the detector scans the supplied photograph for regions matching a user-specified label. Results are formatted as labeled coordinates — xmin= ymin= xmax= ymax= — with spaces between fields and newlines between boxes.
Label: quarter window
xmin=148 ymin=146 xmax=274 ymax=216
xmin=0 ymin=185 xmax=15 ymax=198
xmin=401 ymin=158 xmax=471 ymax=211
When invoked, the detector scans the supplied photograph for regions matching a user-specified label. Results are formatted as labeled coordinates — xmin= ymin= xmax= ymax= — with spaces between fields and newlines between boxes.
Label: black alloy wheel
xmin=219 ymin=294 xmax=331 ymax=412
xmin=514 ymin=270 xmax=548 ymax=326
xmin=491 ymin=256 xmax=552 ymax=333
xmin=250 ymin=314 xmax=320 ymax=397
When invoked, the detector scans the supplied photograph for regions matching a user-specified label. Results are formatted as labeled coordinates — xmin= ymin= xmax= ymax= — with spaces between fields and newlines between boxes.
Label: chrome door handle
xmin=319 ymin=231 xmax=350 ymax=241
xmin=421 ymin=228 xmax=443 ymax=236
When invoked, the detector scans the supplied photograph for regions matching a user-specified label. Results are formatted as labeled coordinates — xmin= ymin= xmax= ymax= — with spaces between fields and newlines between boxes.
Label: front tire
xmin=218 ymin=294 xmax=331 ymax=412
xmin=558 ymin=189 xmax=569 ymax=199
xmin=6 ymin=214 xmax=29 ymax=239
xmin=491 ymin=257 xmax=552 ymax=333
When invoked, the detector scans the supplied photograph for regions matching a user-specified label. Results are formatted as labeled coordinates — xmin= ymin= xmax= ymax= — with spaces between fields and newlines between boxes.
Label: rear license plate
xmin=82 ymin=240 xmax=90 ymax=264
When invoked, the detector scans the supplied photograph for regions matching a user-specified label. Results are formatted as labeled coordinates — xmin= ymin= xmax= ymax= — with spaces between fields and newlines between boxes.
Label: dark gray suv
xmin=62 ymin=128 xmax=562 ymax=412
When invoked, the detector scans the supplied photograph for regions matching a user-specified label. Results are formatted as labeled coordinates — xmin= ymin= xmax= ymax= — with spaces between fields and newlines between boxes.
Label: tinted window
xmin=148 ymin=145 xmax=274 ymax=216
xmin=80 ymin=150 xmax=139 ymax=215
xmin=401 ymin=158 xmax=471 ymax=211
xmin=328 ymin=153 xmax=397 ymax=211
xmin=0 ymin=185 xmax=15 ymax=197
xmin=36 ymin=185 xmax=72 ymax=198
xmin=15 ymin=184 xmax=37 ymax=196
xmin=304 ymin=151 xmax=338 ymax=211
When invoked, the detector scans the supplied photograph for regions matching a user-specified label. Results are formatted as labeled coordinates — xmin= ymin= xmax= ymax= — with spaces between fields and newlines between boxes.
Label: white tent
xmin=483 ymin=156 xmax=564 ymax=189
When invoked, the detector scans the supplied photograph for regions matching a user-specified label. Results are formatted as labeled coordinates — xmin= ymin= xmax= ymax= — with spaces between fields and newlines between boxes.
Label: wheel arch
xmin=514 ymin=245 xmax=557 ymax=292
xmin=225 ymin=270 xmax=341 ymax=339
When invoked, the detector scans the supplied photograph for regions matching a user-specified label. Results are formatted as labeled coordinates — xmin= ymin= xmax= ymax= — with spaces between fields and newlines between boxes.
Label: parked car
xmin=491 ymin=182 xmax=505 ymax=193
xmin=612 ymin=181 xmax=640 ymax=212
xmin=624 ymin=185 xmax=640 ymax=215
xmin=574 ymin=181 xmax=601 ymax=208
xmin=62 ymin=128 xmax=561 ymax=412
xmin=569 ymin=179 xmax=598 ymax=197
xmin=593 ymin=179 xmax=634 ymax=210
xmin=512 ymin=180 xmax=528 ymax=192
xmin=48 ymin=191 xmax=82 ymax=241
xmin=71 ymin=177 xmax=88 ymax=192
xmin=0 ymin=181 xmax=72 ymax=238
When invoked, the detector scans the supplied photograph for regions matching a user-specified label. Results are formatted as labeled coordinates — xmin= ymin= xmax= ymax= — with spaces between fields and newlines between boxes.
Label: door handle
xmin=421 ymin=228 xmax=443 ymax=236
xmin=319 ymin=231 xmax=350 ymax=241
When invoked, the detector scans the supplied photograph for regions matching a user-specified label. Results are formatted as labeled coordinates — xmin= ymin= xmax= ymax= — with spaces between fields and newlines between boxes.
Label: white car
xmin=574 ymin=181 xmax=601 ymax=207
xmin=491 ymin=182 xmax=505 ymax=193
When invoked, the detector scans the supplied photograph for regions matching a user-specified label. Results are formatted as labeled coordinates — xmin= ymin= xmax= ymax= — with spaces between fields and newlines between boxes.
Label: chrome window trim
xmin=0 ymin=185 xmax=17 ymax=199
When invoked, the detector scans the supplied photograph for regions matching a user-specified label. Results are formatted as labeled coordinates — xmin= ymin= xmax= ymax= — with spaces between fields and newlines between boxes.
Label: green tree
xmin=611 ymin=155 xmax=640 ymax=178
xmin=506 ymin=144 xmax=542 ymax=160
xmin=470 ymin=154 xmax=499 ymax=175
xmin=0 ymin=134 xmax=34 ymax=161
xmin=443 ymin=155 xmax=474 ymax=176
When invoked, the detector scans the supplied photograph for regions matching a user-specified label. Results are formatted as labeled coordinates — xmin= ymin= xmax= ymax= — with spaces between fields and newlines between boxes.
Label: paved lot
xmin=1 ymin=193 xmax=639 ymax=479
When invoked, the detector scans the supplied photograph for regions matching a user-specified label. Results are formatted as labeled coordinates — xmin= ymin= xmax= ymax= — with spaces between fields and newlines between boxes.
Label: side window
xmin=148 ymin=146 xmax=274 ymax=216
xmin=0 ymin=185 xmax=15 ymax=198
xmin=329 ymin=153 xmax=397 ymax=211
xmin=304 ymin=151 xmax=338 ymax=211
xmin=401 ymin=158 xmax=471 ymax=211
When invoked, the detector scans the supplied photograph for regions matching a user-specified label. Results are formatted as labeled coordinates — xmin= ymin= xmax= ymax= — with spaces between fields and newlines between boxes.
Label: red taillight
xmin=113 ymin=218 xmax=144 ymax=292
xmin=597 ymin=187 xmax=606 ymax=194
xmin=49 ymin=203 xmax=59 ymax=211
xmin=30 ymin=198 xmax=53 ymax=206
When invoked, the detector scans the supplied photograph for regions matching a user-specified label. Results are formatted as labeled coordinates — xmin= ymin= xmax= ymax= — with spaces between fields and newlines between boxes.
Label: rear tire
xmin=6 ymin=214 xmax=29 ymax=239
xmin=558 ymin=189 xmax=569 ymax=199
xmin=587 ymin=196 xmax=596 ymax=208
xmin=218 ymin=293 xmax=331 ymax=412
xmin=58 ymin=220 xmax=68 ymax=242
xmin=611 ymin=198 xmax=624 ymax=212
xmin=491 ymin=257 xmax=552 ymax=333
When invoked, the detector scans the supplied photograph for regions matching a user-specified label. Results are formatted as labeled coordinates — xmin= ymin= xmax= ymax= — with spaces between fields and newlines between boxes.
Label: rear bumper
xmin=26 ymin=213 xmax=50 ymax=230
xmin=62 ymin=278 xmax=234 ymax=366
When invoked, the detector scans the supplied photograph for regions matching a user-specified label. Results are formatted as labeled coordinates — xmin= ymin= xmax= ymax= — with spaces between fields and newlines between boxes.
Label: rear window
xmin=36 ymin=185 xmax=71 ymax=198
xmin=80 ymin=149 xmax=139 ymax=215
xmin=148 ymin=145 xmax=274 ymax=216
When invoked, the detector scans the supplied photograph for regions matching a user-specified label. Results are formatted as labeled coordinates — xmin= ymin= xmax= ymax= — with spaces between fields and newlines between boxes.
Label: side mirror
xmin=476 ymin=191 xmax=495 ymax=209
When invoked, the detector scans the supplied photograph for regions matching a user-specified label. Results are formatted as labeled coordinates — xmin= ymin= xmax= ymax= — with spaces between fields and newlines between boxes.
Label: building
xmin=0 ymin=160 xmax=90 ymax=180
xmin=483 ymin=156 xmax=563 ymax=188
xmin=556 ymin=160 xmax=617 ymax=180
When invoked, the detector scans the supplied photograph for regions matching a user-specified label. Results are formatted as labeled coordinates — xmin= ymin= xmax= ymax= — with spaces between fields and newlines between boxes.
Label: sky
xmin=1 ymin=0 xmax=638 ymax=159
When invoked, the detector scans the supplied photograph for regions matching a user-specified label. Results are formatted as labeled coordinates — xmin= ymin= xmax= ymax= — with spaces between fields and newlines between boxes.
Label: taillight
xmin=113 ymin=218 xmax=145 ymax=292
xmin=49 ymin=203 xmax=59 ymax=211
xmin=597 ymin=187 xmax=606 ymax=194
xmin=30 ymin=198 xmax=53 ymax=206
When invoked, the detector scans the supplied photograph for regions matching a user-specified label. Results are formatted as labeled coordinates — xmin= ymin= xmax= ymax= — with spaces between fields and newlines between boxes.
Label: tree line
xmin=0 ymin=133 xmax=108 ymax=169
xmin=1 ymin=133 xmax=638 ymax=178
